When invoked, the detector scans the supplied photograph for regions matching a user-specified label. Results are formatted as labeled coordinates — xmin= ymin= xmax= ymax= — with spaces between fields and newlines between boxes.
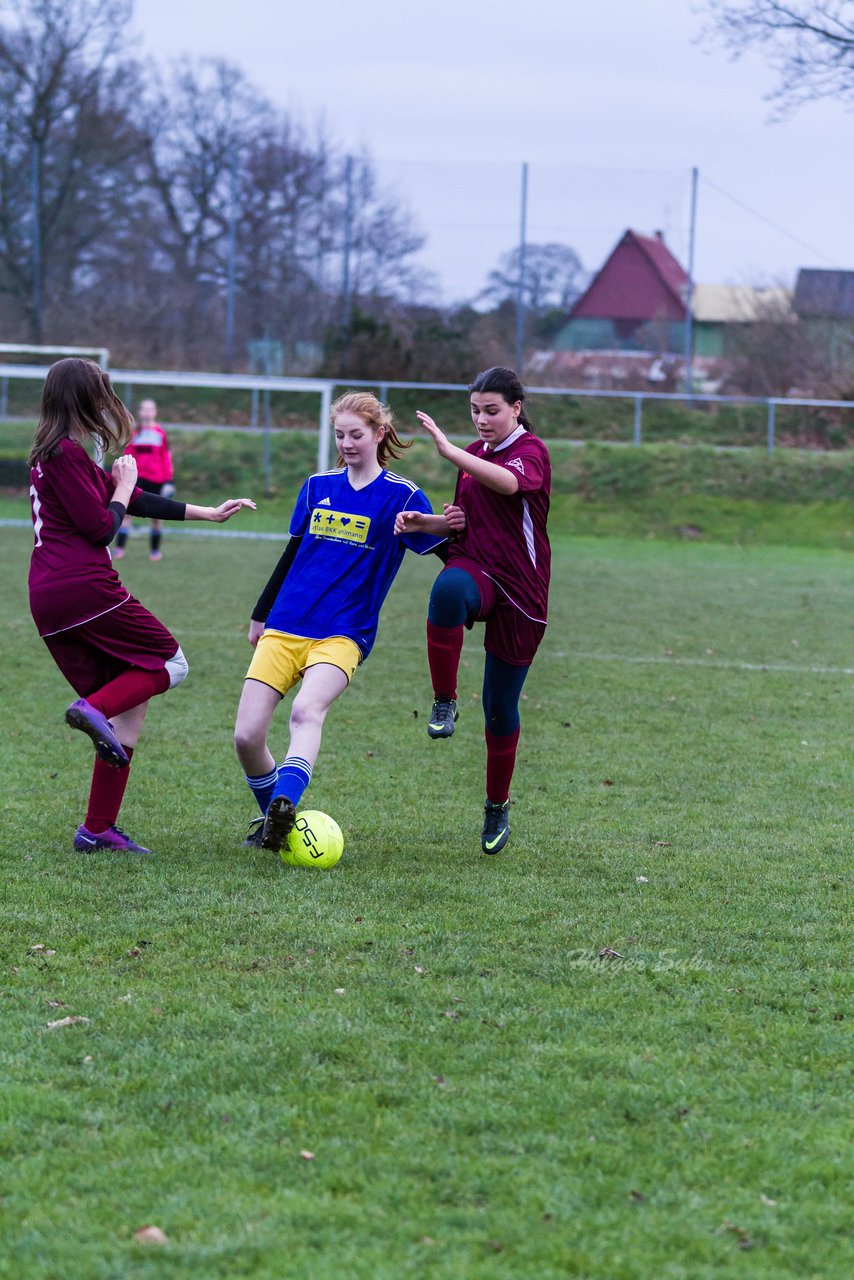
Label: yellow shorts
xmin=245 ymin=629 xmax=362 ymax=696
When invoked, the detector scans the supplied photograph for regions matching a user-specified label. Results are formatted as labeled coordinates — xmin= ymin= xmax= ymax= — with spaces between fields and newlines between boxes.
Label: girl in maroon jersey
xmin=28 ymin=358 xmax=255 ymax=854
xmin=395 ymin=367 xmax=551 ymax=854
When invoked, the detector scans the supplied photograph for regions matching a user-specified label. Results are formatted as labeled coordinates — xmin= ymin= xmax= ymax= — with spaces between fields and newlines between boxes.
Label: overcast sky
xmin=132 ymin=0 xmax=853 ymax=304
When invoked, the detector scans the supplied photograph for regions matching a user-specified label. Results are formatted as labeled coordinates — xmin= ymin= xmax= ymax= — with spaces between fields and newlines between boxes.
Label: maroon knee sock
xmin=427 ymin=621 xmax=464 ymax=700
xmin=485 ymin=728 xmax=520 ymax=805
xmin=87 ymin=667 xmax=170 ymax=718
xmin=85 ymin=746 xmax=134 ymax=833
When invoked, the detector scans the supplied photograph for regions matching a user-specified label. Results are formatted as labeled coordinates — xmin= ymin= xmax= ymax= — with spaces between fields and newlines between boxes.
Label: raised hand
xmin=111 ymin=454 xmax=138 ymax=486
xmin=416 ymin=410 xmax=452 ymax=458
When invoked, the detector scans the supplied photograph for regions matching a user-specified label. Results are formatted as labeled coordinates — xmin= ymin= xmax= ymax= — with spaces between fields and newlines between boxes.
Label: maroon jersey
xmin=28 ymin=438 xmax=141 ymax=637
xmin=447 ymin=427 xmax=551 ymax=623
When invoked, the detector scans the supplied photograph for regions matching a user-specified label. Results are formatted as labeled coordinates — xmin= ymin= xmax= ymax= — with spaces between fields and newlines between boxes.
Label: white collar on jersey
xmin=484 ymin=424 xmax=527 ymax=454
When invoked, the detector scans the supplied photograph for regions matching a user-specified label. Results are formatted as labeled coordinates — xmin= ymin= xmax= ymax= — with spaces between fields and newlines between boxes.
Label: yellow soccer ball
xmin=282 ymin=811 xmax=344 ymax=870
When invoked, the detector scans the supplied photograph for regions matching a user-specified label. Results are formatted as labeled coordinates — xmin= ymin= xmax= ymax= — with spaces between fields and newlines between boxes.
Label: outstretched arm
xmin=415 ymin=412 xmax=519 ymax=495
xmin=184 ymin=498 xmax=256 ymax=522
xmin=393 ymin=503 xmax=466 ymax=538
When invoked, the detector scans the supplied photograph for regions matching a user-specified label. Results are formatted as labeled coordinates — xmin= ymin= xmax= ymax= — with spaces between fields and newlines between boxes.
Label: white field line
xmin=556 ymin=651 xmax=854 ymax=677
xmin=3 ymin=520 xmax=850 ymax=676
xmin=0 ymin=518 xmax=283 ymax=541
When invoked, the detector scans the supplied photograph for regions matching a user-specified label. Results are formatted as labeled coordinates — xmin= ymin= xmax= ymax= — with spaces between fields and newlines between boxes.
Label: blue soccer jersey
xmin=264 ymin=468 xmax=444 ymax=657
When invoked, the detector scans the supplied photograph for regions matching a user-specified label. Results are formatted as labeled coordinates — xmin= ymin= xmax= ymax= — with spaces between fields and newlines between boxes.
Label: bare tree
xmin=479 ymin=242 xmax=587 ymax=314
xmin=701 ymin=1 xmax=854 ymax=113
xmin=0 ymin=0 xmax=138 ymax=340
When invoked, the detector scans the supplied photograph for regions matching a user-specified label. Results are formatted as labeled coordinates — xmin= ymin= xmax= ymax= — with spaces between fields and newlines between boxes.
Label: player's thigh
xmin=292 ymin=662 xmax=350 ymax=720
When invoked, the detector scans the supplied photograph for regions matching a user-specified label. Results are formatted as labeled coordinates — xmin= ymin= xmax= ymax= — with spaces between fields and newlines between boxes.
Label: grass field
xmin=1 ymin=523 xmax=852 ymax=1279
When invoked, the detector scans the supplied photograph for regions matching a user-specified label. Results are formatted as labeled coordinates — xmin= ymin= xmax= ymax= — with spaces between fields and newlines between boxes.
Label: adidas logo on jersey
xmin=317 ymin=497 xmax=332 ymax=506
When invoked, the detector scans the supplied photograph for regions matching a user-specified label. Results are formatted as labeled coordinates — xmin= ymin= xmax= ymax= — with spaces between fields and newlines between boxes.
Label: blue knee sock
xmin=275 ymin=755 xmax=313 ymax=807
xmin=245 ymin=766 xmax=278 ymax=815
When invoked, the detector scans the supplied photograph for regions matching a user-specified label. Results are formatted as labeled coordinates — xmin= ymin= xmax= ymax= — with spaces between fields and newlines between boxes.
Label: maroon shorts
xmin=449 ymin=556 xmax=546 ymax=668
xmin=43 ymin=596 xmax=179 ymax=698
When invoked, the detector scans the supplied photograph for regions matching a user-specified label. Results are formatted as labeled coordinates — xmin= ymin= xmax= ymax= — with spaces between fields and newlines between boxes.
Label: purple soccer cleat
xmin=65 ymin=698 xmax=129 ymax=768
xmin=73 ymin=824 xmax=153 ymax=854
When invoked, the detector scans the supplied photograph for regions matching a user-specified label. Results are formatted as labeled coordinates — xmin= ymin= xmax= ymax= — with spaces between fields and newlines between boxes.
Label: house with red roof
xmin=554 ymin=229 xmax=688 ymax=353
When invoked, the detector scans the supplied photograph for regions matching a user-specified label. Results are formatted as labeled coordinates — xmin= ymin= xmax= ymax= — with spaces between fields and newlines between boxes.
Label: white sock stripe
xmin=246 ymin=769 xmax=278 ymax=787
xmin=280 ymin=756 xmax=312 ymax=773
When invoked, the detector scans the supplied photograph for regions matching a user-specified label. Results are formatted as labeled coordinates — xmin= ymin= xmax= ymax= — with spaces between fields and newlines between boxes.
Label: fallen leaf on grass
xmin=118 ymin=993 xmax=132 ymax=1003
xmin=433 ymin=1075 xmax=446 ymax=1088
xmin=126 ymin=948 xmax=142 ymax=958
xmin=46 ymin=1015 xmax=90 ymax=1029
xmin=759 ymin=1194 xmax=777 ymax=1206
xmin=134 ymin=1225 xmax=168 ymax=1245
xmin=29 ymin=944 xmax=56 ymax=956
xmin=635 ymin=876 xmax=649 ymax=884
xmin=443 ymin=1009 xmax=461 ymax=1020
xmin=418 ymin=1236 xmax=437 ymax=1246
xmin=354 ymin=916 xmax=362 ymax=923
xmin=653 ymin=841 xmax=672 ymax=848
xmin=299 ymin=1150 xmax=315 ymax=1161
xmin=485 ymin=1240 xmax=504 ymax=1253
xmin=82 ymin=1055 xmax=93 ymax=1063
xmin=601 ymin=778 xmax=614 ymax=787
xmin=716 ymin=1222 xmax=755 ymax=1249
xmin=333 ymin=988 xmax=345 ymax=995
xmin=628 ymin=1190 xmax=647 ymax=1203
xmin=598 ymin=947 xmax=623 ymax=960
xmin=45 ymin=999 xmax=66 ymax=1008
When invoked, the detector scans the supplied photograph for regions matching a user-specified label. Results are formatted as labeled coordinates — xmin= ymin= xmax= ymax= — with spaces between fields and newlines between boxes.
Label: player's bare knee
xmin=165 ymin=646 xmax=189 ymax=689
xmin=289 ymin=698 xmax=322 ymax=733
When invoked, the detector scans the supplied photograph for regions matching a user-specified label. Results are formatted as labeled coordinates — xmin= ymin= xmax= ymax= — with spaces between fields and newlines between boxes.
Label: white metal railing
xmin=0 ymin=364 xmax=851 ymax=473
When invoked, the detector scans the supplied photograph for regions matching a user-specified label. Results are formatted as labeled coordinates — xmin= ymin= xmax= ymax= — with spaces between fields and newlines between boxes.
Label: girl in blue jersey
xmin=234 ymin=392 xmax=464 ymax=851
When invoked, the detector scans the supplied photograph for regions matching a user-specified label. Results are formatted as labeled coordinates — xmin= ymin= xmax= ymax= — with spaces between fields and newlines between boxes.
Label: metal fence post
xmin=318 ymin=383 xmax=333 ymax=472
xmin=123 ymin=383 xmax=132 ymax=410
xmin=633 ymin=396 xmax=642 ymax=446
xmin=0 ymin=376 xmax=7 ymax=419
xmin=262 ymin=384 xmax=272 ymax=497
xmin=767 ymin=400 xmax=776 ymax=453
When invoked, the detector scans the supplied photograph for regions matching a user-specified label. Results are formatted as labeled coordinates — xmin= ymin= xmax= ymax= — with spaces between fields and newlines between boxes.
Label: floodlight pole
xmin=683 ymin=166 xmax=698 ymax=396
xmin=225 ymin=155 xmax=238 ymax=371
xmin=31 ymin=139 xmax=43 ymax=343
xmin=340 ymin=155 xmax=354 ymax=374
xmin=515 ymin=161 xmax=529 ymax=376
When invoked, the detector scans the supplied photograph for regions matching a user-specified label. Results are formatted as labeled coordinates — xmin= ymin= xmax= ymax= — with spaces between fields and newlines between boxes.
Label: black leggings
xmin=428 ymin=566 xmax=529 ymax=735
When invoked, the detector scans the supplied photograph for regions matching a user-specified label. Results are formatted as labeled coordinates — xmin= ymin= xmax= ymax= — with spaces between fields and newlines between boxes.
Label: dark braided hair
xmin=468 ymin=366 xmax=533 ymax=430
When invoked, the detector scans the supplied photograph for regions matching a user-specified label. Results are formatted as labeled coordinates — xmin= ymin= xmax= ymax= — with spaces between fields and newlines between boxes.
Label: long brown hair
xmin=331 ymin=391 xmax=411 ymax=469
xmin=28 ymin=358 xmax=135 ymax=467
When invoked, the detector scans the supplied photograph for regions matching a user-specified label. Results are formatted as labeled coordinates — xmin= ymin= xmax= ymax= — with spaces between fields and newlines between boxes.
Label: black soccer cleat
xmin=243 ymin=817 xmax=266 ymax=848
xmin=481 ymin=800 xmax=510 ymax=855
xmin=427 ymin=697 xmax=459 ymax=739
xmin=260 ymin=796 xmax=296 ymax=852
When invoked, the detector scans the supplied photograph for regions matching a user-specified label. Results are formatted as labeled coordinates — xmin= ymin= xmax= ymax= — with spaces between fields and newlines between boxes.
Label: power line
xmin=702 ymin=174 xmax=842 ymax=269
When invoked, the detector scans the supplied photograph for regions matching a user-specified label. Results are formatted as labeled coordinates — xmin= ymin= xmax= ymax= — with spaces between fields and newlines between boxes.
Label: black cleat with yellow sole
xmin=427 ymin=697 xmax=459 ymax=739
xmin=481 ymin=800 xmax=510 ymax=854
